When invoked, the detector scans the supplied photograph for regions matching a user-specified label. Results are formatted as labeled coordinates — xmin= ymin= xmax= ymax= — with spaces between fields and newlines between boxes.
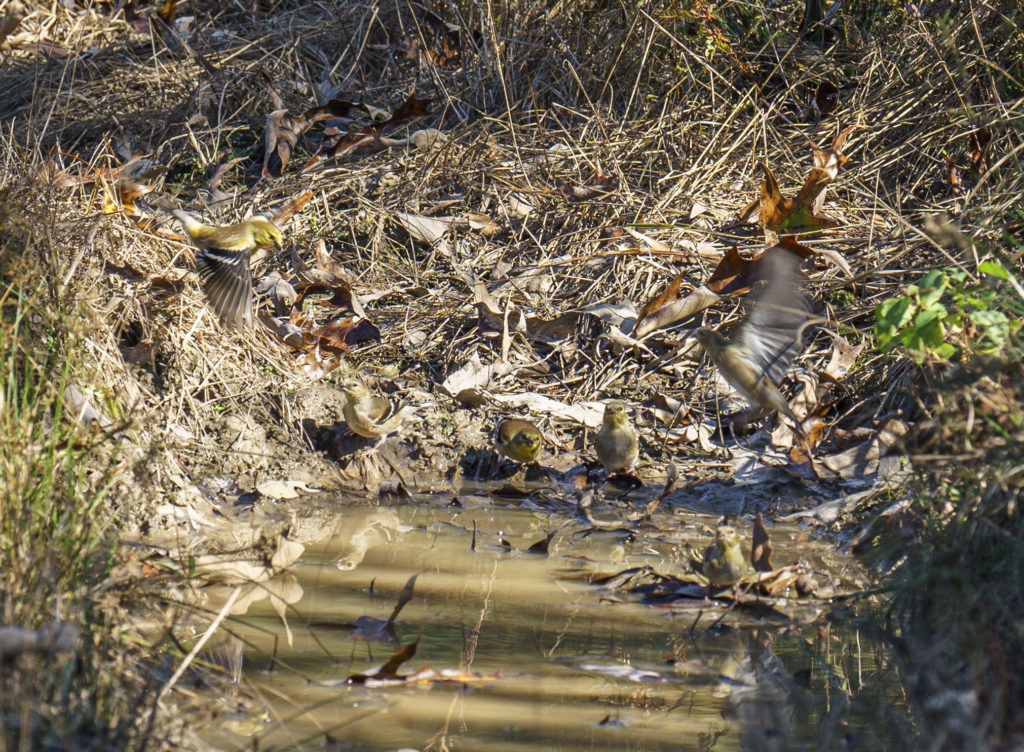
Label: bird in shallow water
xmin=695 ymin=245 xmax=816 ymax=427
xmin=341 ymin=379 xmax=413 ymax=448
xmin=494 ymin=418 xmax=543 ymax=465
xmin=595 ymin=401 xmax=639 ymax=475
xmin=702 ymin=525 xmax=749 ymax=588
xmin=172 ymin=210 xmax=283 ymax=330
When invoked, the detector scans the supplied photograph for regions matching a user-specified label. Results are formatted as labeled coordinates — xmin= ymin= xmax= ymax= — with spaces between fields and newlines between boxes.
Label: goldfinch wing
xmin=737 ymin=246 xmax=811 ymax=384
xmin=197 ymin=248 xmax=253 ymax=330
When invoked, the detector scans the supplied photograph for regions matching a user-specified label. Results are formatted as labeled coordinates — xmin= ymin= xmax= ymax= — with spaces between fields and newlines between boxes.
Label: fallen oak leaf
xmin=757 ymin=125 xmax=857 ymax=232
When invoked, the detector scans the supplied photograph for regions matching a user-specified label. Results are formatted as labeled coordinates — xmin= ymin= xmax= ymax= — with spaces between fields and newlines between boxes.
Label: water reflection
xmin=199 ymin=499 xmax=905 ymax=751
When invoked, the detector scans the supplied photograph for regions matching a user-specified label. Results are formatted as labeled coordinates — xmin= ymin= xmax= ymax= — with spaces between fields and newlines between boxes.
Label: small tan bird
xmin=595 ymin=401 xmax=639 ymax=475
xmin=172 ymin=210 xmax=283 ymax=330
xmin=494 ymin=418 xmax=543 ymax=465
xmin=696 ymin=246 xmax=815 ymax=426
xmin=341 ymin=379 xmax=413 ymax=446
xmin=702 ymin=525 xmax=748 ymax=588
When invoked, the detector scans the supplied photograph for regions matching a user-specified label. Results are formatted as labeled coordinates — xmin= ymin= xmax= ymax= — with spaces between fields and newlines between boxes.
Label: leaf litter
xmin=5 ymin=0 xmax=1011 ymax=727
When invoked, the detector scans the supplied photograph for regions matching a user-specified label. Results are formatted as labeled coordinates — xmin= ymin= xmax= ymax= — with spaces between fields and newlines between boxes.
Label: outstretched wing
xmin=197 ymin=248 xmax=253 ymax=330
xmin=736 ymin=246 xmax=813 ymax=385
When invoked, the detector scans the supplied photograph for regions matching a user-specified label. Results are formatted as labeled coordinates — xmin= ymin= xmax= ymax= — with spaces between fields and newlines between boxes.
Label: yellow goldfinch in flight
xmin=172 ymin=210 xmax=283 ymax=330
xmin=696 ymin=246 xmax=814 ymax=426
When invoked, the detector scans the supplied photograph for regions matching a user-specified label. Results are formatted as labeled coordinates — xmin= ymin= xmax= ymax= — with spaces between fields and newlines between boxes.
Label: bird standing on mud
xmin=702 ymin=525 xmax=749 ymax=588
xmin=172 ymin=210 xmax=283 ymax=330
xmin=341 ymin=379 xmax=413 ymax=447
xmin=595 ymin=401 xmax=640 ymax=475
xmin=695 ymin=246 xmax=815 ymax=427
xmin=494 ymin=418 xmax=543 ymax=465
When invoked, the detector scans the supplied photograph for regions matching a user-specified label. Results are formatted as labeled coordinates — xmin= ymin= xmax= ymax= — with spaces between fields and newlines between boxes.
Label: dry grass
xmin=1 ymin=0 xmax=1023 ymax=747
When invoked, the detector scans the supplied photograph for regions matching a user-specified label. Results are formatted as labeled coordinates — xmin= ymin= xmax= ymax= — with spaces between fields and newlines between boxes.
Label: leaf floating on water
xmin=751 ymin=511 xmax=773 ymax=572
xmin=526 ymin=530 xmax=557 ymax=555
xmin=347 ymin=640 xmax=419 ymax=684
xmin=386 ymin=573 xmax=419 ymax=628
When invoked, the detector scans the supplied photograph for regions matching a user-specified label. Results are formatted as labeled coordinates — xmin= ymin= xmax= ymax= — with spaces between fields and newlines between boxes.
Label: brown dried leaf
xmin=633 ymin=285 xmax=719 ymax=339
xmin=705 ymin=246 xmax=758 ymax=295
xmin=822 ymin=331 xmax=866 ymax=380
xmin=969 ymin=126 xmax=992 ymax=172
xmin=262 ymin=100 xmax=356 ymax=178
xmin=347 ymin=640 xmax=419 ymax=684
xmin=813 ymin=79 xmax=839 ymax=119
xmin=302 ymin=94 xmax=431 ymax=173
xmin=267 ymin=190 xmax=313 ymax=227
xmin=757 ymin=125 xmax=856 ymax=232
xmin=633 ymin=246 xmax=764 ymax=339
xmin=0 ymin=1 xmax=24 ymax=46
xmin=554 ymin=166 xmax=618 ymax=202
xmin=312 ymin=318 xmax=381 ymax=352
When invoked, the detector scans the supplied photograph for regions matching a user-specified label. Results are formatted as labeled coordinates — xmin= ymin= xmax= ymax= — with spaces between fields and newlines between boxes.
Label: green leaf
xmin=918 ymin=271 xmax=949 ymax=308
xmin=877 ymin=296 xmax=916 ymax=329
xmin=978 ymin=260 xmax=1009 ymax=280
xmin=918 ymin=269 xmax=947 ymax=289
xmin=913 ymin=307 xmax=947 ymax=349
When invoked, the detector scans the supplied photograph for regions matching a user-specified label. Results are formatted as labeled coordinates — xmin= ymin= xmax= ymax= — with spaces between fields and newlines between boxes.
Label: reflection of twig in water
xmin=422 ymin=691 xmax=462 ymax=752
xmin=462 ymin=559 xmax=498 ymax=671
xmin=157 ymin=587 xmax=241 ymax=703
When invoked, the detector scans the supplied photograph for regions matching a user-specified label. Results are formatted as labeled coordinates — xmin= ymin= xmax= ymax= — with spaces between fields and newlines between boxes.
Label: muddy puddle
xmin=197 ymin=493 xmax=906 ymax=751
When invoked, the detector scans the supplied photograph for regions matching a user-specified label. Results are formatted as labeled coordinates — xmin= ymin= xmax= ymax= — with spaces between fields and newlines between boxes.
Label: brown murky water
xmin=200 ymin=495 xmax=906 ymax=751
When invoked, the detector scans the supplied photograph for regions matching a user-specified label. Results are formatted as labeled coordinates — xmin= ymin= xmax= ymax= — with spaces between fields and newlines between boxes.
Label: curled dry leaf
xmin=757 ymin=125 xmax=857 ymax=232
xmin=264 ymin=316 xmax=306 ymax=348
xmin=633 ymin=247 xmax=760 ymax=339
xmin=347 ymin=640 xmax=419 ymax=684
xmin=491 ymin=392 xmax=605 ymax=427
xmin=440 ymin=352 xmax=513 ymax=403
xmin=312 ymin=317 xmax=382 ymax=352
xmin=947 ymin=154 xmax=965 ymax=197
xmin=267 ymin=190 xmax=314 ymax=227
xmin=969 ymin=126 xmax=992 ymax=172
xmin=813 ymin=80 xmax=839 ymax=120
xmin=822 ymin=331 xmax=866 ymax=380
xmin=263 ymin=101 xmax=355 ymax=178
xmin=554 ymin=166 xmax=618 ymax=202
